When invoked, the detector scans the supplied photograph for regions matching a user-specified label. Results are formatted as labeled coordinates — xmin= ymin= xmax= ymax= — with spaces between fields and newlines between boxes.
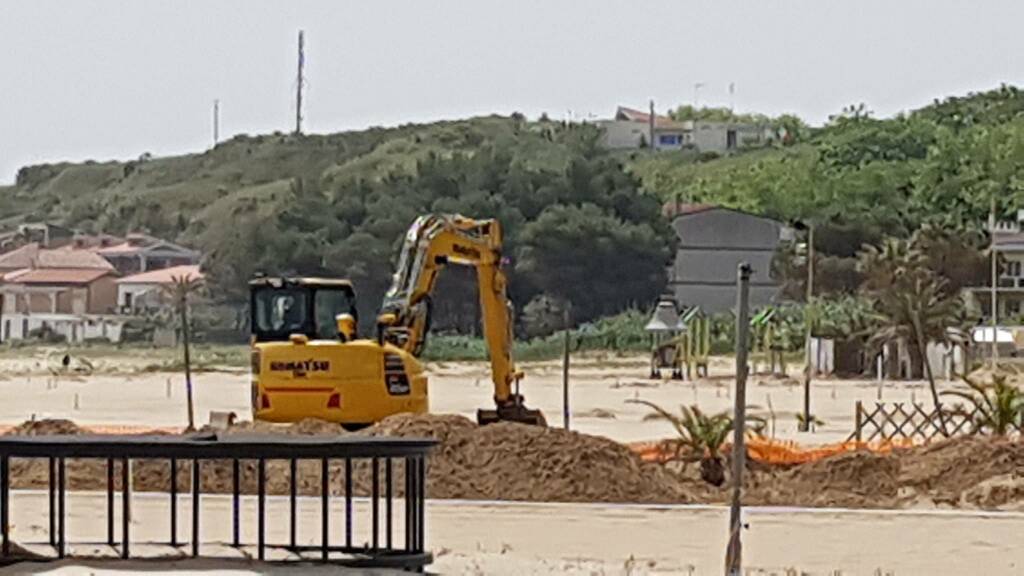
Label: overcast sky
xmin=1 ymin=0 xmax=1022 ymax=183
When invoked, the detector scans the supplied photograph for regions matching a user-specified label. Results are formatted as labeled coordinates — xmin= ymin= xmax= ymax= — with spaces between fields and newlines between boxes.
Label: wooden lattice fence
xmin=848 ymin=401 xmax=1023 ymax=442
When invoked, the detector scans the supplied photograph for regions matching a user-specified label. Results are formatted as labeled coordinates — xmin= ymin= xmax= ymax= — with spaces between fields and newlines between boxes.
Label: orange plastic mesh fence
xmin=629 ymin=436 xmax=922 ymax=465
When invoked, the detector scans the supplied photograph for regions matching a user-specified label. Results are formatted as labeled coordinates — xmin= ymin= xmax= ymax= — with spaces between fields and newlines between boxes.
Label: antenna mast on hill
xmin=295 ymin=30 xmax=305 ymax=134
xmin=213 ymin=99 xmax=220 ymax=146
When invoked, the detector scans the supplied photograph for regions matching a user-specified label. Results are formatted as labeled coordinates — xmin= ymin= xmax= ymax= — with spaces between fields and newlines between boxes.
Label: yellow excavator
xmin=249 ymin=214 xmax=546 ymax=427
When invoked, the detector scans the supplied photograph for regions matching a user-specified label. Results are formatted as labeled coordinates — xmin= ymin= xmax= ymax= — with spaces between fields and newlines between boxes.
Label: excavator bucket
xmin=477 ymin=406 xmax=547 ymax=427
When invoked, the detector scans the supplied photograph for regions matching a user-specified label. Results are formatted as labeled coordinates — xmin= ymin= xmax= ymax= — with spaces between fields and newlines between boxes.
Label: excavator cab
xmin=249 ymin=277 xmax=358 ymax=343
xmin=248 ymin=276 xmax=429 ymax=426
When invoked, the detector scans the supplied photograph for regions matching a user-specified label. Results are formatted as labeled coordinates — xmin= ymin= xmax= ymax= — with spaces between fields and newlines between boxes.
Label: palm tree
xmin=628 ymin=400 xmax=764 ymax=486
xmin=943 ymin=374 xmax=1024 ymax=436
xmin=858 ymin=238 xmax=963 ymax=435
xmin=162 ymin=273 xmax=203 ymax=431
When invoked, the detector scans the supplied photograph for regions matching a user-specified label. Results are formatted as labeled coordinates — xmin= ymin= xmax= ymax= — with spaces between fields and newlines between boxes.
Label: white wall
xmin=596 ymin=120 xmax=646 ymax=149
xmin=117 ymin=283 xmax=158 ymax=310
xmin=1 ymin=313 xmax=125 ymax=343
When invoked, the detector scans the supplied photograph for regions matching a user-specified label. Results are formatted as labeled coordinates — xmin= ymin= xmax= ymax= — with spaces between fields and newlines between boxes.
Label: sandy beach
xmin=0 ymin=349 xmax=1019 ymax=575
xmin=3 ymin=492 xmax=1023 ymax=575
xmin=0 ymin=351 xmax=962 ymax=445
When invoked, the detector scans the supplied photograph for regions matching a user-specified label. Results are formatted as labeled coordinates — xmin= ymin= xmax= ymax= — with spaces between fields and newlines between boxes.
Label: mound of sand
xmin=897 ymin=435 xmax=1024 ymax=506
xmin=6 ymin=419 xmax=84 ymax=436
xmin=364 ymin=413 xmax=700 ymax=503
xmin=748 ymin=450 xmax=899 ymax=508
xmin=2 ymin=416 xmax=1022 ymax=510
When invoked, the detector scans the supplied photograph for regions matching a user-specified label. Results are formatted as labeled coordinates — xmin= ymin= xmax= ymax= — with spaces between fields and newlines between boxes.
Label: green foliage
xmin=667 ymin=106 xmax=806 ymax=143
xmin=633 ymin=85 xmax=1024 ymax=298
xmin=943 ymin=373 xmax=1024 ymax=436
xmin=2 ymin=117 xmax=672 ymax=335
xmin=807 ymin=295 xmax=877 ymax=339
xmin=858 ymin=236 xmax=965 ymax=392
xmin=421 ymin=308 xmax=653 ymax=362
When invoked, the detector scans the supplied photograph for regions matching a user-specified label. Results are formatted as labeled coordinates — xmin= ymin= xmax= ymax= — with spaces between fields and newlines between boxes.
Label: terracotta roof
xmin=615 ymin=106 xmax=690 ymax=130
xmin=96 ymin=235 xmax=198 ymax=257
xmin=37 ymin=248 xmax=115 ymax=270
xmin=117 ymin=265 xmax=204 ymax=285
xmin=2 ymin=268 xmax=31 ymax=282
xmin=0 ymin=244 xmax=113 ymax=270
xmin=0 ymin=243 xmax=41 ymax=269
xmin=8 ymin=268 xmax=112 ymax=285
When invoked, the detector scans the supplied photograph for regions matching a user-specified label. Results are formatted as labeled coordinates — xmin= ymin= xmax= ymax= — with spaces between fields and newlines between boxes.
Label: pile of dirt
xmin=363 ymin=413 xmax=703 ymax=503
xmin=0 ymin=416 xmax=705 ymax=503
xmin=960 ymin=473 xmax=1024 ymax=510
xmin=747 ymin=450 xmax=900 ymax=508
xmin=897 ymin=435 xmax=1024 ymax=506
xmin=6 ymin=419 xmax=84 ymax=436
xmin=2 ymin=417 xmax=1022 ymax=510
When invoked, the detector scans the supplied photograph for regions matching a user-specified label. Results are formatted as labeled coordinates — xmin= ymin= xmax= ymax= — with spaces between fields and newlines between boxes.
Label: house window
xmin=658 ymin=134 xmax=681 ymax=146
xmin=1006 ymin=261 xmax=1023 ymax=278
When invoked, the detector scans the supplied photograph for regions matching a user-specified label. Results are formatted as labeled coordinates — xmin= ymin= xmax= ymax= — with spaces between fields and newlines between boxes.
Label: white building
xmin=116 ymin=265 xmax=204 ymax=313
xmin=596 ymin=106 xmax=776 ymax=153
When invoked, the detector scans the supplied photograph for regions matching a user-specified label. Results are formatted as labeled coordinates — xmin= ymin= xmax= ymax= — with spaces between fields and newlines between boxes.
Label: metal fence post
xmin=191 ymin=459 xmax=200 ymax=557
xmin=1 ymin=456 xmax=8 ymax=558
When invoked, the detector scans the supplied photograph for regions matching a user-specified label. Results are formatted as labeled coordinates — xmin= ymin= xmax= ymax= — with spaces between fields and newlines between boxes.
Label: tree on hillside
xmin=516 ymin=203 xmax=670 ymax=322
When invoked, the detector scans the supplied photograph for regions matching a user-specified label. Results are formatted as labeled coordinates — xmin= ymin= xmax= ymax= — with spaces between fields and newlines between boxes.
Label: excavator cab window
xmin=314 ymin=289 xmax=356 ymax=339
xmin=250 ymin=281 xmax=357 ymax=342
xmin=254 ymin=288 xmax=308 ymax=338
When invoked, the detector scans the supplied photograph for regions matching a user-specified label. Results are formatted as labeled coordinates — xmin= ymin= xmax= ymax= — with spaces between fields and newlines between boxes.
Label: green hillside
xmin=5 ymin=85 xmax=1024 ymax=339
xmin=1 ymin=116 xmax=670 ymax=333
xmin=631 ymin=85 xmax=1024 ymax=294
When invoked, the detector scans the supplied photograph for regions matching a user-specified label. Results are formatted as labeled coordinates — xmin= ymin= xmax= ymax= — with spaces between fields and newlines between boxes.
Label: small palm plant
xmin=628 ymin=400 xmax=764 ymax=487
xmin=942 ymin=374 xmax=1024 ymax=436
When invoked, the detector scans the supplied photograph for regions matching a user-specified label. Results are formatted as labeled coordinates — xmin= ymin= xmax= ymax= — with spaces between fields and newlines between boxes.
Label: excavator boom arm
xmin=380 ymin=214 xmax=544 ymax=425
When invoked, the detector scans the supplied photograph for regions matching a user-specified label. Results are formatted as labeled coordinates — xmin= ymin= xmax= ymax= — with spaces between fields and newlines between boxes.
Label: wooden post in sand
xmin=725 ymin=263 xmax=752 ymax=576
xmin=562 ymin=306 xmax=571 ymax=430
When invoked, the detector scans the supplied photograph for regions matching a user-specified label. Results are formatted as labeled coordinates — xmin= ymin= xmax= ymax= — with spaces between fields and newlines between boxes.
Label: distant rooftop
xmin=6 ymin=268 xmax=112 ymax=285
xmin=0 ymin=243 xmax=114 ymax=271
xmin=614 ymin=106 xmax=690 ymax=130
xmin=117 ymin=265 xmax=203 ymax=285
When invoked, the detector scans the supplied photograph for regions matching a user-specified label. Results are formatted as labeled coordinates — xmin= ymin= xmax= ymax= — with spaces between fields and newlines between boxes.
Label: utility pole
xmin=990 ymin=196 xmax=998 ymax=367
xmin=694 ymin=82 xmax=705 ymax=109
xmin=213 ymin=99 xmax=220 ymax=146
xmin=725 ymin=263 xmax=752 ymax=576
xmin=562 ymin=306 xmax=571 ymax=430
xmin=802 ymin=225 xmax=814 ymax=431
xmin=295 ymin=30 xmax=305 ymax=135
xmin=648 ymin=99 xmax=656 ymax=151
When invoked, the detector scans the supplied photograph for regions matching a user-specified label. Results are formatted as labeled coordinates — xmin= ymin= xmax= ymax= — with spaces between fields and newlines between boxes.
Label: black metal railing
xmin=0 ymin=433 xmax=435 ymax=570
